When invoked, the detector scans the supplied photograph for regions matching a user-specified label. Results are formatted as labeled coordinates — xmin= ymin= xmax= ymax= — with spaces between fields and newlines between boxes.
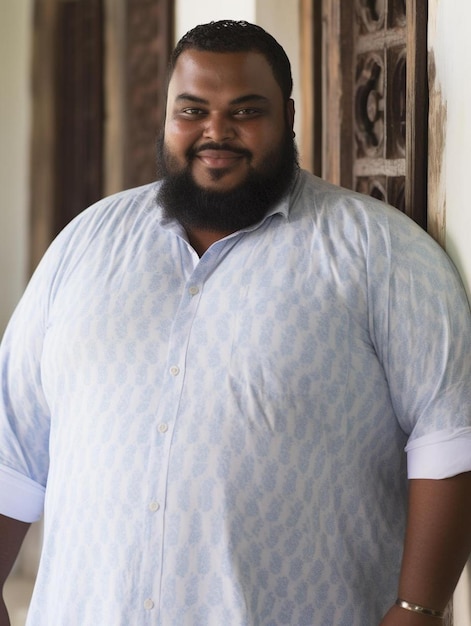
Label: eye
xmin=180 ymin=108 xmax=206 ymax=117
xmin=233 ymin=108 xmax=261 ymax=117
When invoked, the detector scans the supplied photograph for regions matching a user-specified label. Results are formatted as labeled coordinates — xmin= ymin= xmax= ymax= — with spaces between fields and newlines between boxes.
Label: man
xmin=1 ymin=20 xmax=470 ymax=626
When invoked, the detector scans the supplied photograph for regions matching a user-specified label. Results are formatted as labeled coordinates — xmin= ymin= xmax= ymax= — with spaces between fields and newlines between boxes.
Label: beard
xmin=155 ymin=127 xmax=299 ymax=233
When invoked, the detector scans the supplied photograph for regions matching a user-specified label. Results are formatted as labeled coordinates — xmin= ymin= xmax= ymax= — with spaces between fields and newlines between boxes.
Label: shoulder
xmin=42 ymin=182 xmax=161 ymax=260
xmin=286 ymin=171 xmax=466 ymax=304
xmin=64 ymin=182 xmax=161 ymax=236
xmin=292 ymin=169 xmax=412 ymax=229
xmin=291 ymin=170 xmax=445 ymax=259
xmin=25 ymin=182 xmax=163 ymax=300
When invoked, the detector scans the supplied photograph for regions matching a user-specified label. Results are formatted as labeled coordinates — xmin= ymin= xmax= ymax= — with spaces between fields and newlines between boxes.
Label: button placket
xmin=139 ymin=249 xmax=228 ymax=618
xmin=143 ymin=269 xmax=211 ymax=614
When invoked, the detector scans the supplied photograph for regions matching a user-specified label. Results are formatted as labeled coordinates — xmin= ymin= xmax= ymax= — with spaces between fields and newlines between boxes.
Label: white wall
xmin=431 ymin=1 xmax=471 ymax=302
xmin=0 ymin=1 xmax=32 ymax=335
xmin=175 ymin=0 xmax=255 ymax=36
xmin=0 ymin=0 xmax=39 ymax=600
xmin=431 ymin=4 xmax=471 ymax=622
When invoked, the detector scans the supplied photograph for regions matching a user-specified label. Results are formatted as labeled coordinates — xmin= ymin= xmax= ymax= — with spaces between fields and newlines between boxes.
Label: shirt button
xmin=158 ymin=423 xmax=168 ymax=433
xmin=189 ymin=286 xmax=199 ymax=295
xmin=143 ymin=598 xmax=154 ymax=610
xmin=169 ymin=365 xmax=180 ymax=376
xmin=149 ymin=501 xmax=160 ymax=512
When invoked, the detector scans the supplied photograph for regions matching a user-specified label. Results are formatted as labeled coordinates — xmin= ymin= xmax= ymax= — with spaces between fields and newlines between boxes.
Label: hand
xmin=380 ymin=604 xmax=444 ymax=625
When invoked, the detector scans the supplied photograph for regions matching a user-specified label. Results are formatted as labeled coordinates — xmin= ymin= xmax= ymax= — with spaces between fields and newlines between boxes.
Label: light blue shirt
xmin=1 ymin=170 xmax=471 ymax=625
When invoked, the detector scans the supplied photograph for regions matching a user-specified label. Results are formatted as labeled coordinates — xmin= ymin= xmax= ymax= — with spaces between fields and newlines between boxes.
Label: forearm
xmin=0 ymin=514 xmax=31 ymax=626
xmin=381 ymin=472 xmax=471 ymax=624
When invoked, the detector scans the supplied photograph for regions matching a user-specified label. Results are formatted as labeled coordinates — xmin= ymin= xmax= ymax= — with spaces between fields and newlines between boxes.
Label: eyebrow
xmin=175 ymin=93 xmax=270 ymax=105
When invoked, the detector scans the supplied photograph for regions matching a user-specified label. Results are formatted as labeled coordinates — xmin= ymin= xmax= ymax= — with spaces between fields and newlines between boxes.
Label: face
xmin=163 ymin=49 xmax=295 ymax=193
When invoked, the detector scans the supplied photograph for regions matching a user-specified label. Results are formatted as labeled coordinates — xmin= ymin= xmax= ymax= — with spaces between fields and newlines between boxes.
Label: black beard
xmin=155 ymin=129 xmax=298 ymax=233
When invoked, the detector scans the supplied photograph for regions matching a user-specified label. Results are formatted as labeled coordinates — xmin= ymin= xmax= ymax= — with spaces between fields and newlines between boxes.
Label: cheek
xmin=164 ymin=136 xmax=183 ymax=156
xmin=166 ymin=119 xmax=201 ymax=143
xmin=241 ymin=126 xmax=285 ymax=161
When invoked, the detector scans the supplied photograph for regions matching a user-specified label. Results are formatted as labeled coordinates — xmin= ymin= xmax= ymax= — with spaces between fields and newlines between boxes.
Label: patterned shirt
xmin=1 ymin=170 xmax=471 ymax=625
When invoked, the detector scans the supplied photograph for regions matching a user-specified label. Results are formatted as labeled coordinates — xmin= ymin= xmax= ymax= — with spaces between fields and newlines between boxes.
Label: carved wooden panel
xmin=320 ymin=0 xmax=428 ymax=228
xmin=353 ymin=1 xmax=408 ymax=214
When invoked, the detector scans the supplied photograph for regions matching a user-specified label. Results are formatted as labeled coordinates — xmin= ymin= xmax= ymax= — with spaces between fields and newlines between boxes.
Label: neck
xmin=186 ymin=227 xmax=233 ymax=257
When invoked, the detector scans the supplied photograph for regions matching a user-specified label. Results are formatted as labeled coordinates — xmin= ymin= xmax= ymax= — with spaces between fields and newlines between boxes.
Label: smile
xmin=196 ymin=150 xmax=246 ymax=169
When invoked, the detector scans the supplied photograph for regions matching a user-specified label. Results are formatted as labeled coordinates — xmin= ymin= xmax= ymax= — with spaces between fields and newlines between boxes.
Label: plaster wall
xmin=429 ymin=3 xmax=471 ymax=623
xmin=433 ymin=1 xmax=471 ymax=303
xmin=0 ymin=0 xmax=32 ymax=335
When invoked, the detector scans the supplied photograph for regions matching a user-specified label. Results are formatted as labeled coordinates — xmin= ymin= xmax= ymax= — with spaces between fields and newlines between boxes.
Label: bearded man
xmin=1 ymin=20 xmax=471 ymax=626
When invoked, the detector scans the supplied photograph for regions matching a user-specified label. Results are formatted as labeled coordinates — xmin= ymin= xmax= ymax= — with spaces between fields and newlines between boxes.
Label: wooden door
xmin=29 ymin=0 xmax=173 ymax=268
xmin=308 ymin=0 xmax=428 ymax=227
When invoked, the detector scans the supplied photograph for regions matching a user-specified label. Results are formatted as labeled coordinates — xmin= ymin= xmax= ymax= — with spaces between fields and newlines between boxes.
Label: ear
xmin=286 ymin=98 xmax=295 ymax=133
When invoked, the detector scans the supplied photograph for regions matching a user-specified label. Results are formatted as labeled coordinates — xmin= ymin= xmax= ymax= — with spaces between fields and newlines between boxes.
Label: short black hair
xmin=169 ymin=20 xmax=293 ymax=102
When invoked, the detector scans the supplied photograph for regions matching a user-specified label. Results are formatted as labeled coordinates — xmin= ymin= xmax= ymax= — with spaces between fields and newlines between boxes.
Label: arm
xmin=0 ymin=514 xmax=31 ymax=626
xmin=380 ymin=472 xmax=471 ymax=625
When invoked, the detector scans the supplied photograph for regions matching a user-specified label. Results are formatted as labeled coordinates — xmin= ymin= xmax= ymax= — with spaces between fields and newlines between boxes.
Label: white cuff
xmin=0 ymin=464 xmax=45 ymax=522
xmin=406 ymin=428 xmax=471 ymax=479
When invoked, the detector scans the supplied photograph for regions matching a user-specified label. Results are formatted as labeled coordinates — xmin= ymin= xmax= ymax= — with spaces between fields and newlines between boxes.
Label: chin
xmin=199 ymin=180 xmax=244 ymax=194
xmin=193 ymin=173 xmax=245 ymax=192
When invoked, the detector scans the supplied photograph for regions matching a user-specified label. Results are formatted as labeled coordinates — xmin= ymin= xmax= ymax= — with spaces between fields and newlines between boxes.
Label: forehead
xmin=167 ymin=49 xmax=283 ymax=103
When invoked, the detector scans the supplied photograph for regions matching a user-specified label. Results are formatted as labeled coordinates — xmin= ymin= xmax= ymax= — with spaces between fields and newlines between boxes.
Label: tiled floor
xmin=3 ymin=575 xmax=34 ymax=626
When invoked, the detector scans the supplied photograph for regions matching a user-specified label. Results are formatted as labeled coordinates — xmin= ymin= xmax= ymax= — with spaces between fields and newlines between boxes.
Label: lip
xmin=196 ymin=149 xmax=245 ymax=169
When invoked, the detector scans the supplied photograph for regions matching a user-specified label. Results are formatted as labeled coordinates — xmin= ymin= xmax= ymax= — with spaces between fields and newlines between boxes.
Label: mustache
xmin=188 ymin=142 xmax=253 ymax=159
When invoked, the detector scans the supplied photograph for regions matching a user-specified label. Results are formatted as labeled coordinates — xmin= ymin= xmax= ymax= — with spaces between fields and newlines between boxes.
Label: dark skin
xmin=380 ymin=473 xmax=471 ymax=625
xmin=0 ymin=514 xmax=30 ymax=626
xmin=186 ymin=227 xmax=232 ymax=258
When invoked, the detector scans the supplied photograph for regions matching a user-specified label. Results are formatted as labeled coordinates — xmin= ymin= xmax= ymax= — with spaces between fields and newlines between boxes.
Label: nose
xmin=203 ymin=112 xmax=235 ymax=142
